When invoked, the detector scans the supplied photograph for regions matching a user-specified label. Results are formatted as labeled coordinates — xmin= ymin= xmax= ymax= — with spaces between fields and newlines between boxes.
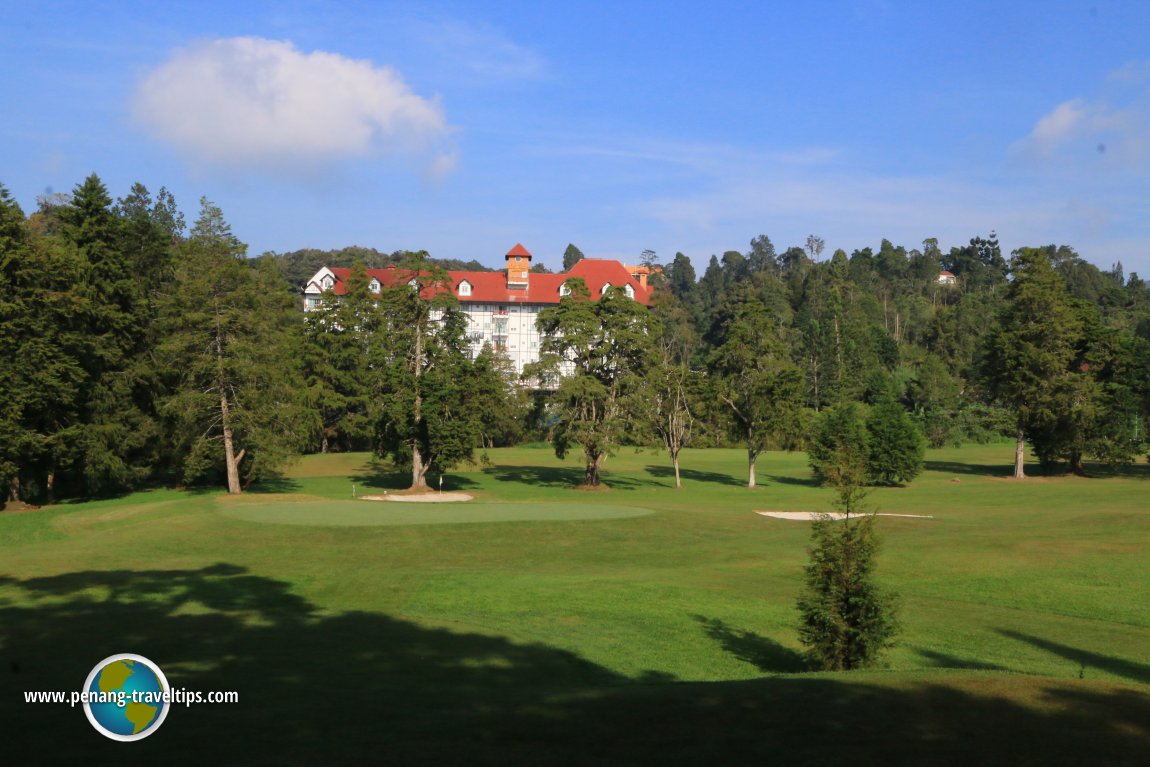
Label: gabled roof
xmin=506 ymin=243 xmax=532 ymax=258
xmin=563 ymin=259 xmax=652 ymax=304
xmin=320 ymin=253 xmax=653 ymax=306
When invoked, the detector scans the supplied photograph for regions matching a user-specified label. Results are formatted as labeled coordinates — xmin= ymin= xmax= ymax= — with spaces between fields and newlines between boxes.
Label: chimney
xmin=506 ymin=243 xmax=531 ymax=289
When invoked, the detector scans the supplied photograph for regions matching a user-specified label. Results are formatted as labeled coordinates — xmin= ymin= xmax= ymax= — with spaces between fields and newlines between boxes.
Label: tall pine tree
xmin=158 ymin=199 xmax=313 ymax=493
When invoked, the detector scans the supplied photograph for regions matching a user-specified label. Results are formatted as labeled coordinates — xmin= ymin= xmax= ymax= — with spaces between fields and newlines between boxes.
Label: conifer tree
xmin=0 ymin=184 xmax=89 ymax=503
xmin=562 ymin=243 xmax=585 ymax=271
xmin=374 ymin=253 xmax=481 ymax=489
xmin=797 ymin=440 xmax=899 ymax=671
xmin=983 ymin=248 xmax=1082 ymax=478
xmin=470 ymin=345 xmax=529 ymax=449
xmin=866 ymin=397 xmax=926 ymax=485
xmin=301 ymin=263 xmax=378 ymax=452
xmin=158 ymin=199 xmax=313 ymax=493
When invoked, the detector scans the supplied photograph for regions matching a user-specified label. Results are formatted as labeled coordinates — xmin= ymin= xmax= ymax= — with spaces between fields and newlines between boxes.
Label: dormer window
xmin=458 ymin=280 xmax=472 ymax=297
xmin=624 ymin=284 xmax=635 ymax=299
xmin=321 ymin=275 xmax=334 ymax=291
xmin=600 ymin=282 xmax=612 ymax=295
xmin=559 ymin=282 xmax=571 ymax=297
xmin=369 ymin=279 xmax=381 ymax=293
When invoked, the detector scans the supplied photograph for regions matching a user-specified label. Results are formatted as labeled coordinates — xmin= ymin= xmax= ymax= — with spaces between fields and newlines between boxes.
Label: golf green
xmin=219 ymin=499 xmax=655 ymax=526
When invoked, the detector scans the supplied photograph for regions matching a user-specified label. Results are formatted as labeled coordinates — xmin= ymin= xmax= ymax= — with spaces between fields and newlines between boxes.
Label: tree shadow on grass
xmin=693 ymin=616 xmax=809 ymax=673
xmin=644 ymin=466 xmax=744 ymax=487
xmin=4 ymin=565 xmax=1150 ymax=765
xmin=246 ymin=471 xmax=303 ymax=494
xmin=923 ymin=460 xmax=1015 ymax=478
xmin=1081 ymin=462 xmax=1150 ymax=480
xmin=927 ymin=459 xmax=1150 ymax=481
xmin=997 ymin=629 xmax=1150 ymax=685
xmin=349 ymin=460 xmax=480 ymax=493
xmin=480 ymin=465 xmax=653 ymax=491
xmin=763 ymin=473 xmax=822 ymax=488
xmin=915 ymin=648 xmax=1009 ymax=672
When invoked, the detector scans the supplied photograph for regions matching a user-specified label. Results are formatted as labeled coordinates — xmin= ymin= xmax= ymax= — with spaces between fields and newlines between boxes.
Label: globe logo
xmin=82 ymin=654 xmax=170 ymax=741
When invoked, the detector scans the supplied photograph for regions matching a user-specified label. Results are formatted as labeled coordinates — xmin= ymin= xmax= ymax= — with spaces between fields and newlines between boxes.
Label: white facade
xmin=302 ymin=246 xmax=653 ymax=379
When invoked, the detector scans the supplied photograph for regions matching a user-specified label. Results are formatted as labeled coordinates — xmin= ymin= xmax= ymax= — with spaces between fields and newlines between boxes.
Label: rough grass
xmin=3 ymin=443 xmax=1148 ymax=765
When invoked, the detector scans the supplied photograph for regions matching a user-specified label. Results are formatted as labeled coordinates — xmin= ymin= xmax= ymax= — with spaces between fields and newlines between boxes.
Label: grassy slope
xmin=3 ymin=444 xmax=1148 ymax=765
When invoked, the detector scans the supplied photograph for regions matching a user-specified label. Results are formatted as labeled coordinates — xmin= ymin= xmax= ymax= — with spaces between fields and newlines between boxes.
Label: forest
xmin=3 ymin=174 xmax=1149 ymax=505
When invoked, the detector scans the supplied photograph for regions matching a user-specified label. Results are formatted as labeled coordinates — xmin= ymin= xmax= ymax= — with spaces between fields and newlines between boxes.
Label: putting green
xmin=219 ymin=500 xmax=654 ymax=527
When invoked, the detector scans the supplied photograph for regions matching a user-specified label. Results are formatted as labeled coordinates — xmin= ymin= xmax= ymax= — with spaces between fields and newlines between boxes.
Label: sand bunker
xmin=358 ymin=492 xmax=474 ymax=503
xmin=756 ymin=511 xmax=933 ymax=521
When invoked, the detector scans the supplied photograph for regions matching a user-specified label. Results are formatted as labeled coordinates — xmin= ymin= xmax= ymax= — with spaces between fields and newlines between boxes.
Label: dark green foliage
xmin=665 ymin=252 xmax=696 ymax=304
xmin=866 ymin=399 xmax=926 ymax=485
xmin=374 ymin=253 xmax=484 ymax=488
xmin=301 ymin=263 xmax=378 ymax=453
xmin=157 ymin=199 xmax=314 ymax=492
xmin=906 ymin=354 xmax=962 ymax=448
xmin=562 ymin=243 xmax=585 ymax=271
xmin=808 ymin=404 xmax=870 ymax=486
xmin=57 ymin=174 xmax=157 ymax=495
xmin=797 ymin=447 xmax=900 ymax=671
xmin=526 ymin=279 xmax=659 ymax=486
xmin=797 ymin=511 xmax=900 ymax=671
xmin=471 ymin=346 xmax=530 ymax=448
xmin=6 ymin=170 xmax=1150 ymax=501
xmin=982 ymin=248 xmax=1085 ymax=477
xmin=809 ymin=400 xmax=925 ymax=486
xmin=709 ymin=288 xmax=805 ymax=487
xmin=1026 ymin=302 xmax=1149 ymax=471
xmin=943 ymin=233 xmax=1007 ymax=294
xmin=0 ymin=186 xmax=91 ymax=504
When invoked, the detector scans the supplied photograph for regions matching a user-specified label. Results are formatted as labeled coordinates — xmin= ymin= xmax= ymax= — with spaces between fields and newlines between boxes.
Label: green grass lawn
xmin=4 ymin=444 xmax=1149 ymax=765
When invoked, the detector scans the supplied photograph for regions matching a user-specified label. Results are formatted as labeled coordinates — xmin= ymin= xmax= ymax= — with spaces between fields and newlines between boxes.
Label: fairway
xmin=220 ymin=499 xmax=655 ymax=526
xmin=4 ymin=444 xmax=1149 ymax=765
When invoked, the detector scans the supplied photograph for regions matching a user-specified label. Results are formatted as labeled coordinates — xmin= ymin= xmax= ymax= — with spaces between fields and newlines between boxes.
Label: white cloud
xmin=1012 ymin=60 xmax=1150 ymax=167
xmin=1023 ymin=99 xmax=1090 ymax=155
xmin=132 ymin=37 xmax=453 ymax=175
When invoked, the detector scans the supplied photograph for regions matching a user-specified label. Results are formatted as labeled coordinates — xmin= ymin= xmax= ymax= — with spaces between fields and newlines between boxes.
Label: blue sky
xmin=3 ymin=1 xmax=1149 ymax=275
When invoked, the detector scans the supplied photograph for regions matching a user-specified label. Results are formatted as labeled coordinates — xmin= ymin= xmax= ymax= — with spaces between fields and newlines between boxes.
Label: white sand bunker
xmin=756 ymin=511 xmax=933 ymax=521
xmin=359 ymin=492 xmax=474 ymax=503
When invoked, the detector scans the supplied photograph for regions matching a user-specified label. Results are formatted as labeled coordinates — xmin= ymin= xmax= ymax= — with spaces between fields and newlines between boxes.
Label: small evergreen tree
xmin=807 ymin=403 xmax=869 ymax=485
xmin=797 ymin=446 xmax=900 ymax=671
xmin=865 ymin=399 xmax=926 ymax=485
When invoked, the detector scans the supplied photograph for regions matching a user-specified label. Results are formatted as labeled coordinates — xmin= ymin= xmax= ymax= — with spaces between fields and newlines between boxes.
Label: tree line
xmin=4 ymin=174 xmax=1150 ymax=505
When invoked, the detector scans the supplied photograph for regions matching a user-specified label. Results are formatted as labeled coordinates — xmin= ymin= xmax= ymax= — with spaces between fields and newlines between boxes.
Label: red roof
xmin=506 ymin=243 xmax=532 ymax=257
xmin=325 ymin=254 xmax=652 ymax=306
xmin=939 ymin=270 xmax=956 ymax=277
